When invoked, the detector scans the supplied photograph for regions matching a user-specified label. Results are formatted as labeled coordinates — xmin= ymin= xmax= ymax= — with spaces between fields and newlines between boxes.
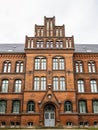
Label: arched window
xmin=35 ymin=56 xmax=46 ymax=70
xmin=90 ymin=80 xmax=97 ymax=92
xmin=1 ymin=79 xmax=9 ymax=93
xmin=88 ymin=61 xmax=96 ymax=73
xmin=64 ymin=101 xmax=72 ymax=112
xmin=53 ymin=56 xmax=64 ymax=70
xmin=12 ymin=100 xmax=20 ymax=113
xmin=3 ymin=61 xmax=11 ymax=73
xmin=75 ymin=61 xmax=83 ymax=73
xmin=27 ymin=101 xmax=35 ymax=112
xmin=0 ymin=100 xmax=6 ymax=113
xmin=77 ymin=80 xmax=84 ymax=92
xmin=16 ymin=61 xmax=24 ymax=73
xmin=14 ymin=80 xmax=22 ymax=93
xmin=79 ymin=100 xmax=87 ymax=113
xmin=93 ymin=100 xmax=98 ymax=113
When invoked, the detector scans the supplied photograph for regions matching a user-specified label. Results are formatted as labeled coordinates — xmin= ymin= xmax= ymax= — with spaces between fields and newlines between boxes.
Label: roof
xmin=0 ymin=44 xmax=24 ymax=53
xmin=0 ymin=43 xmax=98 ymax=53
xmin=75 ymin=44 xmax=98 ymax=53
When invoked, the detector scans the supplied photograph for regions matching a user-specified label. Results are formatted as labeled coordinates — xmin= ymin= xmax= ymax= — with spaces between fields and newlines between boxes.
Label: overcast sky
xmin=0 ymin=0 xmax=98 ymax=44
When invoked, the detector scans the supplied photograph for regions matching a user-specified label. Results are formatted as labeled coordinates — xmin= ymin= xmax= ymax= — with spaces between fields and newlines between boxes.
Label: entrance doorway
xmin=44 ymin=104 xmax=55 ymax=127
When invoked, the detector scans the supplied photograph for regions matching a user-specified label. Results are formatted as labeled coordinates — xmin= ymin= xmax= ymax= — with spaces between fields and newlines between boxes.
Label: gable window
xmin=14 ymin=80 xmax=22 ymax=93
xmin=64 ymin=101 xmax=72 ymax=112
xmin=16 ymin=61 xmax=24 ymax=73
xmin=27 ymin=101 xmax=35 ymax=112
xmin=12 ymin=100 xmax=20 ymax=113
xmin=36 ymin=41 xmax=44 ymax=48
xmin=46 ymin=41 xmax=53 ymax=48
xmin=0 ymin=100 xmax=6 ymax=113
xmin=93 ymin=100 xmax=98 ymax=113
xmin=1 ymin=80 xmax=9 ymax=93
xmin=79 ymin=100 xmax=87 ymax=113
xmin=88 ymin=61 xmax=96 ymax=73
xmin=3 ymin=61 xmax=11 ymax=73
xmin=35 ymin=57 xmax=46 ymax=70
xmin=75 ymin=61 xmax=83 ymax=73
xmin=90 ymin=80 xmax=97 ymax=92
xmin=56 ymin=41 xmax=63 ymax=48
xmin=53 ymin=57 xmax=64 ymax=70
xmin=77 ymin=80 xmax=84 ymax=92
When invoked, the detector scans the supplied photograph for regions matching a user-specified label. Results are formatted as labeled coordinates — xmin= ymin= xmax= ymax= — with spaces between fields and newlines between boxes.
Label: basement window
xmin=27 ymin=122 xmax=33 ymax=127
xmin=10 ymin=122 xmax=15 ymax=127
xmin=1 ymin=122 xmax=6 ymax=127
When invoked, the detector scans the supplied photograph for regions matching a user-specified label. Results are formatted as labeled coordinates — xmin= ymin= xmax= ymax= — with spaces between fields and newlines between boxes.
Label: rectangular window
xmin=78 ymin=80 xmax=84 ymax=92
xmin=60 ymin=77 xmax=65 ymax=90
xmin=90 ymin=80 xmax=97 ymax=92
xmin=53 ymin=59 xmax=58 ymax=70
xmin=41 ymin=77 xmax=46 ymax=90
xmin=53 ymin=77 xmax=58 ymax=90
xmin=34 ymin=77 xmax=39 ymax=90
xmin=41 ymin=59 xmax=46 ymax=70
xmin=2 ymin=80 xmax=8 ymax=93
xmin=59 ymin=59 xmax=64 ymax=70
xmin=79 ymin=101 xmax=86 ymax=113
xmin=93 ymin=101 xmax=98 ymax=113
xmin=35 ymin=59 xmax=40 ymax=70
xmin=0 ymin=101 xmax=6 ymax=113
xmin=13 ymin=101 xmax=20 ymax=113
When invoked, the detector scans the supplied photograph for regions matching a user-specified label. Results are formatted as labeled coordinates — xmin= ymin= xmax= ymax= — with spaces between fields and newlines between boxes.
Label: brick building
xmin=0 ymin=16 xmax=98 ymax=128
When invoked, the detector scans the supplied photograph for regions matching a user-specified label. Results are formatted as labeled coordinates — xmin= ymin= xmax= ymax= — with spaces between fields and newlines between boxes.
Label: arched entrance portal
xmin=44 ymin=104 xmax=55 ymax=127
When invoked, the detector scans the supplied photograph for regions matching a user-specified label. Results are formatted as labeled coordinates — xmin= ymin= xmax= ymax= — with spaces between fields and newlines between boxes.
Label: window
xmin=60 ymin=29 xmax=62 ymax=37
xmin=3 ymin=61 xmax=11 ymax=73
xmin=53 ymin=77 xmax=65 ymax=90
xmin=56 ymin=41 xmax=63 ymax=48
xmin=27 ymin=39 xmax=33 ymax=48
xmin=64 ymin=101 xmax=72 ymax=112
xmin=14 ymin=80 xmax=22 ymax=93
xmin=93 ymin=100 xmax=98 ymax=113
xmin=10 ymin=122 xmax=15 ymax=127
xmin=75 ymin=61 xmax=83 ymax=73
xmin=0 ymin=100 xmax=6 ymax=113
xmin=41 ymin=77 xmax=46 ymax=90
xmin=53 ymin=57 xmax=64 ymax=70
xmin=1 ymin=122 xmax=6 ymax=127
xmin=27 ymin=122 xmax=33 ymax=127
xmin=46 ymin=41 xmax=53 ymax=48
xmin=16 ymin=61 xmax=23 ymax=73
xmin=66 ymin=39 xmax=72 ymax=48
xmin=77 ymin=80 xmax=84 ymax=92
xmin=88 ymin=61 xmax=96 ymax=73
xmin=60 ymin=77 xmax=65 ymax=90
xmin=35 ymin=57 xmax=46 ymax=70
xmin=56 ymin=29 xmax=59 ymax=36
xmin=12 ymin=100 xmax=20 ymax=113
xmin=41 ymin=29 xmax=44 ymax=36
xmin=27 ymin=101 xmax=35 ymax=112
xmin=34 ymin=77 xmax=39 ymax=90
xmin=1 ymin=80 xmax=9 ymax=93
xmin=34 ymin=77 xmax=46 ymax=90
xmin=90 ymin=80 xmax=97 ymax=92
xmin=53 ymin=77 xmax=58 ymax=90
xmin=79 ymin=101 xmax=86 ymax=113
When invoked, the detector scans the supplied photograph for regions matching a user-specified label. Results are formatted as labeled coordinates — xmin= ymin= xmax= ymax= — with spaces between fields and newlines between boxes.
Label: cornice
xmin=0 ymin=54 xmax=25 ymax=59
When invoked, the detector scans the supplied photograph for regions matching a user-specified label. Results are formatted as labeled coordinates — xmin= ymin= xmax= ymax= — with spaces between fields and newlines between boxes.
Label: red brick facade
xmin=0 ymin=16 xmax=98 ymax=128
